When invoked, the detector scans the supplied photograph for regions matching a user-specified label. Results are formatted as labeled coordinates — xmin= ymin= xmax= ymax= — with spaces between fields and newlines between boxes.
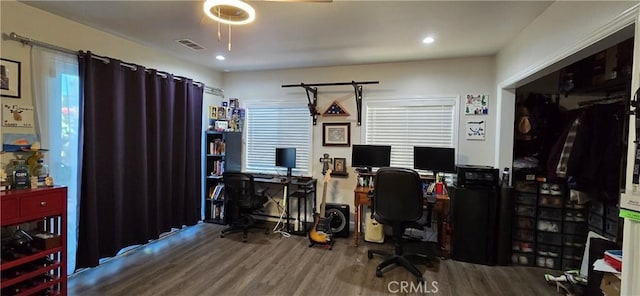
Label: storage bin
xmin=605 ymin=205 xmax=619 ymax=220
xmin=537 ymin=220 xmax=561 ymax=233
xmin=588 ymin=213 xmax=604 ymax=231
xmin=515 ymin=205 xmax=536 ymax=217
xmin=565 ymin=202 xmax=586 ymax=210
xmin=590 ymin=201 xmax=604 ymax=216
xmin=515 ymin=229 xmax=535 ymax=242
xmin=536 ymin=255 xmax=561 ymax=269
xmin=514 ymin=217 xmax=535 ymax=229
xmin=563 ymin=221 xmax=588 ymax=235
xmin=562 ymin=258 xmax=581 ymax=271
xmin=562 ymin=246 xmax=585 ymax=259
xmin=537 ymin=244 xmax=561 ymax=257
xmin=563 ymin=234 xmax=586 ymax=248
xmin=512 ymin=241 xmax=534 ymax=253
xmin=514 ymin=181 xmax=537 ymax=193
xmin=514 ymin=193 xmax=537 ymax=205
xmin=512 ymin=252 xmax=535 ymax=266
xmin=605 ymin=218 xmax=620 ymax=237
xmin=538 ymin=208 xmax=562 ymax=221
xmin=538 ymin=194 xmax=563 ymax=208
xmin=564 ymin=209 xmax=587 ymax=222
xmin=537 ymin=232 xmax=562 ymax=246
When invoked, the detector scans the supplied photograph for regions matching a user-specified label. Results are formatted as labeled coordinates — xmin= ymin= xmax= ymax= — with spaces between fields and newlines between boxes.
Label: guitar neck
xmin=320 ymin=181 xmax=328 ymax=217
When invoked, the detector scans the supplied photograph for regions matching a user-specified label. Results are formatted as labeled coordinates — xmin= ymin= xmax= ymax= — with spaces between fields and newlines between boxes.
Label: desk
xmin=252 ymin=175 xmax=316 ymax=234
xmin=353 ymin=185 xmax=450 ymax=256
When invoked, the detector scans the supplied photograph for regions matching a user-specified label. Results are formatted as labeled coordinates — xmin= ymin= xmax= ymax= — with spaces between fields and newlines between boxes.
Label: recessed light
xmin=423 ymin=37 xmax=435 ymax=44
xmin=216 ymin=55 xmax=225 ymax=60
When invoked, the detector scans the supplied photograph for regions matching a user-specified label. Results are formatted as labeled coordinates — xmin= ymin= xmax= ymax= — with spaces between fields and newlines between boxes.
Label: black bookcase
xmin=203 ymin=131 xmax=242 ymax=224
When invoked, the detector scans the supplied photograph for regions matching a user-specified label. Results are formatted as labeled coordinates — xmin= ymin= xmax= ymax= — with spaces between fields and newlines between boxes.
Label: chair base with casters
xmin=220 ymin=213 xmax=269 ymax=242
xmin=367 ymin=221 xmax=431 ymax=283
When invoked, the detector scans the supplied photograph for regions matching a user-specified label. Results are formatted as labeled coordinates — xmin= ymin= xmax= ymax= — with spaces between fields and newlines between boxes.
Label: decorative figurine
xmin=45 ymin=176 xmax=54 ymax=187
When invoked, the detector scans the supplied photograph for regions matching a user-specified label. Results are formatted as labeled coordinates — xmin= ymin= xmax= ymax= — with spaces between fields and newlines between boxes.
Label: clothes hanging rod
xmin=5 ymin=32 xmax=223 ymax=97
xmin=281 ymin=81 xmax=379 ymax=88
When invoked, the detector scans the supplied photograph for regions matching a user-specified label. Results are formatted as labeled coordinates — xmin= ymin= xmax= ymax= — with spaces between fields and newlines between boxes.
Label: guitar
xmin=309 ymin=168 xmax=333 ymax=247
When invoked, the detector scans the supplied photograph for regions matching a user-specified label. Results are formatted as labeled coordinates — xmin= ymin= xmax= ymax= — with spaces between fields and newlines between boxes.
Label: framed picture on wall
xmin=333 ymin=158 xmax=347 ymax=174
xmin=322 ymin=122 xmax=350 ymax=146
xmin=209 ymin=106 xmax=218 ymax=119
xmin=1 ymin=58 xmax=21 ymax=98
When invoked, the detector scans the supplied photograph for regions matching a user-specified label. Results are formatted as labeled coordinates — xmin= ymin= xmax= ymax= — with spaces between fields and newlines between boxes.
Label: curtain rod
xmin=5 ymin=32 xmax=223 ymax=97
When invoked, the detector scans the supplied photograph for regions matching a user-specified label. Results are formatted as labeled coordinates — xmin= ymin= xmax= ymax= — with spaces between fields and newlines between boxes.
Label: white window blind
xmin=245 ymin=105 xmax=312 ymax=176
xmin=364 ymin=98 xmax=458 ymax=169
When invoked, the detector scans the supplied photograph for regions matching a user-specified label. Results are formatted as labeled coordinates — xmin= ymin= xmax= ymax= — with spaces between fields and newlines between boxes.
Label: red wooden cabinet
xmin=1 ymin=187 xmax=67 ymax=295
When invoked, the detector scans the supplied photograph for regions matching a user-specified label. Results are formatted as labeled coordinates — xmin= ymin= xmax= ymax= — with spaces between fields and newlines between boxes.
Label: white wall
xmin=222 ymin=57 xmax=495 ymax=212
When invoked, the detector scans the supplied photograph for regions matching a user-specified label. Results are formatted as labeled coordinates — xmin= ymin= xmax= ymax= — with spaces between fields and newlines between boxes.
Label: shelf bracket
xmin=352 ymin=82 xmax=364 ymax=125
xmin=302 ymin=84 xmax=320 ymax=125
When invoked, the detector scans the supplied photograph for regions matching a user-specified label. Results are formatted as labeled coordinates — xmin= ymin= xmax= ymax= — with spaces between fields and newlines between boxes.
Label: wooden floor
xmin=68 ymin=223 xmax=560 ymax=296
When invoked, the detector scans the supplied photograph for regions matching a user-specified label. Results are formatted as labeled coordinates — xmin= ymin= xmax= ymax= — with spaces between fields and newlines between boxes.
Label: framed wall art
xmin=209 ymin=106 xmax=218 ymax=119
xmin=333 ymin=157 xmax=347 ymax=175
xmin=322 ymin=122 xmax=350 ymax=146
xmin=1 ymin=58 xmax=21 ymax=98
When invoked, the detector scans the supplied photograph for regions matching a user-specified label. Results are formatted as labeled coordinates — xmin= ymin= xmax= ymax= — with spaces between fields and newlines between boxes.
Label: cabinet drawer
xmin=20 ymin=191 xmax=64 ymax=218
xmin=1 ymin=196 xmax=19 ymax=224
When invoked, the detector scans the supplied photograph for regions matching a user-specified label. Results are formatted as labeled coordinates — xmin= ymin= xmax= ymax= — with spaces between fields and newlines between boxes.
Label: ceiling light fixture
xmin=204 ymin=0 xmax=255 ymax=25
xmin=204 ymin=0 xmax=256 ymax=52
xmin=216 ymin=55 xmax=225 ymax=60
xmin=423 ymin=37 xmax=435 ymax=44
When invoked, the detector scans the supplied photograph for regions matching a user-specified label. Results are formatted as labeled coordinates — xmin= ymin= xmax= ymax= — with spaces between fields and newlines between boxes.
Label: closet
xmin=511 ymin=37 xmax=633 ymax=270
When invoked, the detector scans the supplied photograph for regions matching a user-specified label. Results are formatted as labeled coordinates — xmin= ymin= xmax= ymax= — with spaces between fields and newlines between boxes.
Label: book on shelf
xmin=213 ymin=184 xmax=225 ymax=200
xmin=213 ymin=204 xmax=224 ymax=220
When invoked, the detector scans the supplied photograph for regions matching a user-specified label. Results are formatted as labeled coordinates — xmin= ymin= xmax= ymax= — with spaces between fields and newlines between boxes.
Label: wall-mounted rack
xmin=282 ymin=81 xmax=379 ymax=125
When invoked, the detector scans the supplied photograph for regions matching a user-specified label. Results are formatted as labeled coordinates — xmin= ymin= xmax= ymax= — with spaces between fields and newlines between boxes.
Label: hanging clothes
xmin=564 ymin=102 xmax=626 ymax=201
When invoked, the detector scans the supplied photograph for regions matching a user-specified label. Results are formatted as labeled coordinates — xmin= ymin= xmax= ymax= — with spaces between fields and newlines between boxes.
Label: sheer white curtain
xmin=31 ymin=47 xmax=80 ymax=274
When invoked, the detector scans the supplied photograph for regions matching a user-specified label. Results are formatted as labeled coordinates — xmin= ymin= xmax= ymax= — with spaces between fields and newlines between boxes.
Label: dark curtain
xmin=76 ymin=51 xmax=202 ymax=269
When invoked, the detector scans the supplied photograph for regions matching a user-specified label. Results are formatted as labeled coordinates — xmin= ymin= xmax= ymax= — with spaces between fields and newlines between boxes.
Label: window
xmin=363 ymin=97 xmax=458 ymax=169
xmin=245 ymin=103 xmax=312 ymax=176
xmin=31 ymin=47 xmax=80 ymax=274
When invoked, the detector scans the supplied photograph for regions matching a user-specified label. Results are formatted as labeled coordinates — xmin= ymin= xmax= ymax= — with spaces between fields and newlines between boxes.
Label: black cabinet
xmin=450 ymin=186 xmax=498 ymax=265
xmin=204 ymin=131 xmax=242 ymax=224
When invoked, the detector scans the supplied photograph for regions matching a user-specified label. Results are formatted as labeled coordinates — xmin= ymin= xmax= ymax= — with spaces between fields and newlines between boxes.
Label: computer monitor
xmin=351 ymin=144 xmax=391 ymax=172
xmin=275 ymin=147 xmax=296 ymax=178
xmin=413 ymin=146 xmax=456 ymax=174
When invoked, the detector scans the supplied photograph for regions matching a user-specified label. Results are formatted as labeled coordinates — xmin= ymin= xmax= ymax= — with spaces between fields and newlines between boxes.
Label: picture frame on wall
xmin=209 ymin=106 xmax=218 ymax=119
xmin=322 ymin=122 xmax=350 ymax=146
xmin=333 ymin=158 xmax=347 ymax=174
xmin=1 ymin=58 xmax=21 ymax=98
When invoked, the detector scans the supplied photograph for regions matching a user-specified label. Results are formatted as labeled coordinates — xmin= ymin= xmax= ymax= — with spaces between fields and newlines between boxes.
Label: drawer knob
xmin=40 ymin=201 xmax=47 ymax=207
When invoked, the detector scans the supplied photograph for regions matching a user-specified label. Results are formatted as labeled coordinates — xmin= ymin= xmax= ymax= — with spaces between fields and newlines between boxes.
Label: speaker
xmin=325 ymin=203 xmax=350 ymax=238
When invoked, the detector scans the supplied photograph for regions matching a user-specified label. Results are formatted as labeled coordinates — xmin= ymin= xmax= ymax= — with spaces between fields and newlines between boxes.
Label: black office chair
xmin=220 ymin=172 xmax=269 ymax=242
xmin=367 ymin=167 xmax=436 ymax=283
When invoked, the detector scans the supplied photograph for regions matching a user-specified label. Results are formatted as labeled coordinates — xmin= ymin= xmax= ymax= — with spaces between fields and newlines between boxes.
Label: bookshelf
xmin=204 ymin=131 xmax=242 ymax=224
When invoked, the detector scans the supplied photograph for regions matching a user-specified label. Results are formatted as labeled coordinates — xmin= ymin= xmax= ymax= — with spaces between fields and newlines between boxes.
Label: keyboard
xmin=252 ymin=173 xmax=275 ymax=179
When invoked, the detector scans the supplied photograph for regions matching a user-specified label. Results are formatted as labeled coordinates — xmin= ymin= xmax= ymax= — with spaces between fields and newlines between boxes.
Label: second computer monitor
xmin=351 ymin=144 xmax=391 ymax=172
xmin=275 ymin=147 xmax=296 ymax=178
xmin=413 ymin=146 xmax=456 ymax=174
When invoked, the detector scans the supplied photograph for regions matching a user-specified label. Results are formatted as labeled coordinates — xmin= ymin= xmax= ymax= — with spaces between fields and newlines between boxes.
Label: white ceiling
xmin=20 ymin=0 xmax=553 ymax=72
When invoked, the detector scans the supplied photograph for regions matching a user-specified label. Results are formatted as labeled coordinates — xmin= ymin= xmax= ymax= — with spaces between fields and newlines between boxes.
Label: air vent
xmin=176 ymin=39 xmax=206 ymax=51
